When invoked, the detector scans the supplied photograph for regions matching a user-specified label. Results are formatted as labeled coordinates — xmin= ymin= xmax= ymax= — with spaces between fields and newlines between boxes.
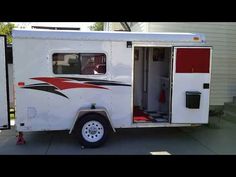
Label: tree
xmin=89 ymin=22 xmax=104 ymax=31
xmin=0 ymin=22 xmax=16 ymax=44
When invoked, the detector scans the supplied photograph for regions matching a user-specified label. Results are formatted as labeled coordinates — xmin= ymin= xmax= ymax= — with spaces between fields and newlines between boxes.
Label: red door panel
xmin=176 ymin=48 xmax=210 ymax=73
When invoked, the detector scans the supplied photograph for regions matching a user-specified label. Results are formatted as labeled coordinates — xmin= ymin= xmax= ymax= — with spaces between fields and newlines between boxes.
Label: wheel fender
xmin=69 ymin=108 xmax=115 ymax=134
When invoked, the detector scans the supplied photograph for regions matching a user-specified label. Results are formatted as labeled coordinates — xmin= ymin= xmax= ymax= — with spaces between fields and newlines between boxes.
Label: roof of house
xmin=12 ymin=28 xmax=205 ymax=43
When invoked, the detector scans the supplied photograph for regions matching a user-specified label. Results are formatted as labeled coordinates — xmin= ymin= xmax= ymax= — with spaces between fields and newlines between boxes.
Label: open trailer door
xmin=171 ymin=47 xmax=212 ymax=124
xmin=0 ymin=35 xmax=10 ymax=129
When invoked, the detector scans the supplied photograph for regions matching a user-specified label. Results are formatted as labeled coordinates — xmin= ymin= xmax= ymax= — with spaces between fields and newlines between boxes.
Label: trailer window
xmin=52 ymin=53 xmax=106 ymax=75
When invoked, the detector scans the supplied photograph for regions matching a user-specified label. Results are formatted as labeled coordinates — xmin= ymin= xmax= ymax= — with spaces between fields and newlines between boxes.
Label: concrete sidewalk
xmin=0 ymin=117 xmax=236 ymax=155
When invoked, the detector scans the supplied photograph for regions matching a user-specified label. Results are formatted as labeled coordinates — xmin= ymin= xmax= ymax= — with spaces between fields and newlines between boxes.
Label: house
xmin=31 ymin=26 xmax=80 ymax=31
xmin=104 ymin=22 xmax=130 ymax=31
xmin=14 ymin=22 xmax=82 ymax=30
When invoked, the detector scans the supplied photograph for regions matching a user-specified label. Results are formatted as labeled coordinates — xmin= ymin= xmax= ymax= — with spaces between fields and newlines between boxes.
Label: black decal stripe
xmin=84 ymin=82 xmax=131 ymax=87
xmin=22 ymin=86 xmax=68 ymax=98
xmin=24 ymin=83 xmax=51 ymax=87
xmin=59 ymin=77 xmax=107 ymax=82
xmin=59 ymin=77 xmax=124 ymax=83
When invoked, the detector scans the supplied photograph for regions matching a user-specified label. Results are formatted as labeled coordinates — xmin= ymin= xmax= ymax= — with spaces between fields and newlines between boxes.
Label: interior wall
xmin=147 ymin=48 xmax=171 ymax=112
xmin=162 ymin=48 xmax=171 ymax=113
xmin=134 ymin=48 xmax=143 ymax=107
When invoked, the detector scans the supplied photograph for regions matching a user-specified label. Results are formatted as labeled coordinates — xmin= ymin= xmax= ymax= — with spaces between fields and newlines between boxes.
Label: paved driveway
xmin=0 ymin=117 xmax=236 ymax=155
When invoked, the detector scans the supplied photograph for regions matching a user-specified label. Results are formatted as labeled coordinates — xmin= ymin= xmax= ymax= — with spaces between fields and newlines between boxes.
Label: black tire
xmin=75 ymin=113 xmax=110 ymax=148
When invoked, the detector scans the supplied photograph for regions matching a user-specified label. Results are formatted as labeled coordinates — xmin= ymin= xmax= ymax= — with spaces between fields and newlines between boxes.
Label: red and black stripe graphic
xmin=59 ymin=77 xmax=131 ymax=86
xmin=21 ymin=77 xmax=131 ymax=99
xmin=23 ymin=83 xmax=69 ymax=98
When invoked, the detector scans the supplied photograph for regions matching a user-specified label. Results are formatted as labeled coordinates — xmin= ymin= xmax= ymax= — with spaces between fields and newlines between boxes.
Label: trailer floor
xmin=0 ymin=116 xmax=236 ymax=155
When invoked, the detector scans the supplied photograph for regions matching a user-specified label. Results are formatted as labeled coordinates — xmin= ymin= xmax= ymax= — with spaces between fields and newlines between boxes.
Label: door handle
xmin=203 ymin=83 xmax=209 ymax=89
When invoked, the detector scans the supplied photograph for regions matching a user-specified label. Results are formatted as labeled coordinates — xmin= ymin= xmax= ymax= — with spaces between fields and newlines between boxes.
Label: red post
xmin=16 ymin=132 xmax=26 ymax=145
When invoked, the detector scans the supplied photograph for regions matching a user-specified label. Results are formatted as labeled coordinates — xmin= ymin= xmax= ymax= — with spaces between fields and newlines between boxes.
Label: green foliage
xmin=89 ymin=22 xmax=104 ymax=31
xmin=0 ymin=22 xmax=16 ymax=44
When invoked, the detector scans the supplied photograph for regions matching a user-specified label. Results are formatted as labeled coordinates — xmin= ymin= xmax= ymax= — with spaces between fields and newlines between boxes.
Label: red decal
xmin=176 ymin=48 xmax=210 ymax=73
xmin=30 ymin=77 xmax=108 ymax=90
xmin=18 ymin=82 xmax=25 ymax=87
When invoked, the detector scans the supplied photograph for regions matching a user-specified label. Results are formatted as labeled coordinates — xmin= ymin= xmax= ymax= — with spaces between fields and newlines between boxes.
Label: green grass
xmin=10 ymin=113 xmax=15 ymax=120
xmin=9 ymin=108 xmax=15 ymax=120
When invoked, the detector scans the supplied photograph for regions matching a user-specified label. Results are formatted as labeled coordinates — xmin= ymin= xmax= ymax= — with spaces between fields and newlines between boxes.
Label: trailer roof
xmin=12 ymin=28 xmax=205 ymax=43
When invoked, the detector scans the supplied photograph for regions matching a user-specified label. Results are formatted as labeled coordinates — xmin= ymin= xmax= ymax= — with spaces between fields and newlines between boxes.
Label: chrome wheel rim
xmin=82 ymin=121 xmax=104 ymax=142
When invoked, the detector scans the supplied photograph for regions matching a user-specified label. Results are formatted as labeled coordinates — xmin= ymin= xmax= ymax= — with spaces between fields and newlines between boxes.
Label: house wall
xmin=130 ymin=22 xmax=148 ymax=32
xmin=104 ymin=22 xmax=124 ymax=31
xmin=131 ymin=22 xmax=236 ymax=106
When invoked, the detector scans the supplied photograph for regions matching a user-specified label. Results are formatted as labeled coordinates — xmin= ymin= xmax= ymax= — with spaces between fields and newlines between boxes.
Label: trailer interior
xmin=133 ymin=46 xmax=172 ymax=123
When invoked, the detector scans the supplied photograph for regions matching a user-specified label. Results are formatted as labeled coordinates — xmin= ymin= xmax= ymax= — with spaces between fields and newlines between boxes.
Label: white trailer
xmin=0 ymin=29 xmax=212 ymax=147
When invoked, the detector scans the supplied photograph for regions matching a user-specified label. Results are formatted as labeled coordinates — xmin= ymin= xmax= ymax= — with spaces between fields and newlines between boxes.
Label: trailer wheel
xmin=76 ymin=114 xmax=109 ymax=148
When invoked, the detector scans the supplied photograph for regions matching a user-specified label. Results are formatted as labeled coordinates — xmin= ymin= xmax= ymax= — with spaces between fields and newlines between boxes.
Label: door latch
xmin=203 ymin=83 xmax=209 ymax=89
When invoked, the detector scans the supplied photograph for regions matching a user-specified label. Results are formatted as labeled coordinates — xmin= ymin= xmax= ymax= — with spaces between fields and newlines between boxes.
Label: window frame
xmin=50 ymin=50 xmax=108 ymax=77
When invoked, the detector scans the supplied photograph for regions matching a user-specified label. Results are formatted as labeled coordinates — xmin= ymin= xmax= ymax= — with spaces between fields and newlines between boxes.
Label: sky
xmin=12 ymin=22 xmax=95 ymax=31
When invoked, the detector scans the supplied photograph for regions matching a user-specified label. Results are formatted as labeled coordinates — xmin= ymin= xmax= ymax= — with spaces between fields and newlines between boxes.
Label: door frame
xmin=132 ymin=44 xmax=173 ymax=123
xmin=142 ymin=47 xmax=149 ymax=110
xmin=0 ymin=35 xmax=10 ymax=130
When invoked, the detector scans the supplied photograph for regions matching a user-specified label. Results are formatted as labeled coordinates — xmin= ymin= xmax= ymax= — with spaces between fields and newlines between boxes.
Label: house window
xmin=52 ymin=53 xmax=106 ymax=75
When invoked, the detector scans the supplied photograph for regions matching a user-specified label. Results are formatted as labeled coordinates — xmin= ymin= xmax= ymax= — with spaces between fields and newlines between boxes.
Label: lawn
xmin=10 ymin=108 xmax=15 ymax=120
